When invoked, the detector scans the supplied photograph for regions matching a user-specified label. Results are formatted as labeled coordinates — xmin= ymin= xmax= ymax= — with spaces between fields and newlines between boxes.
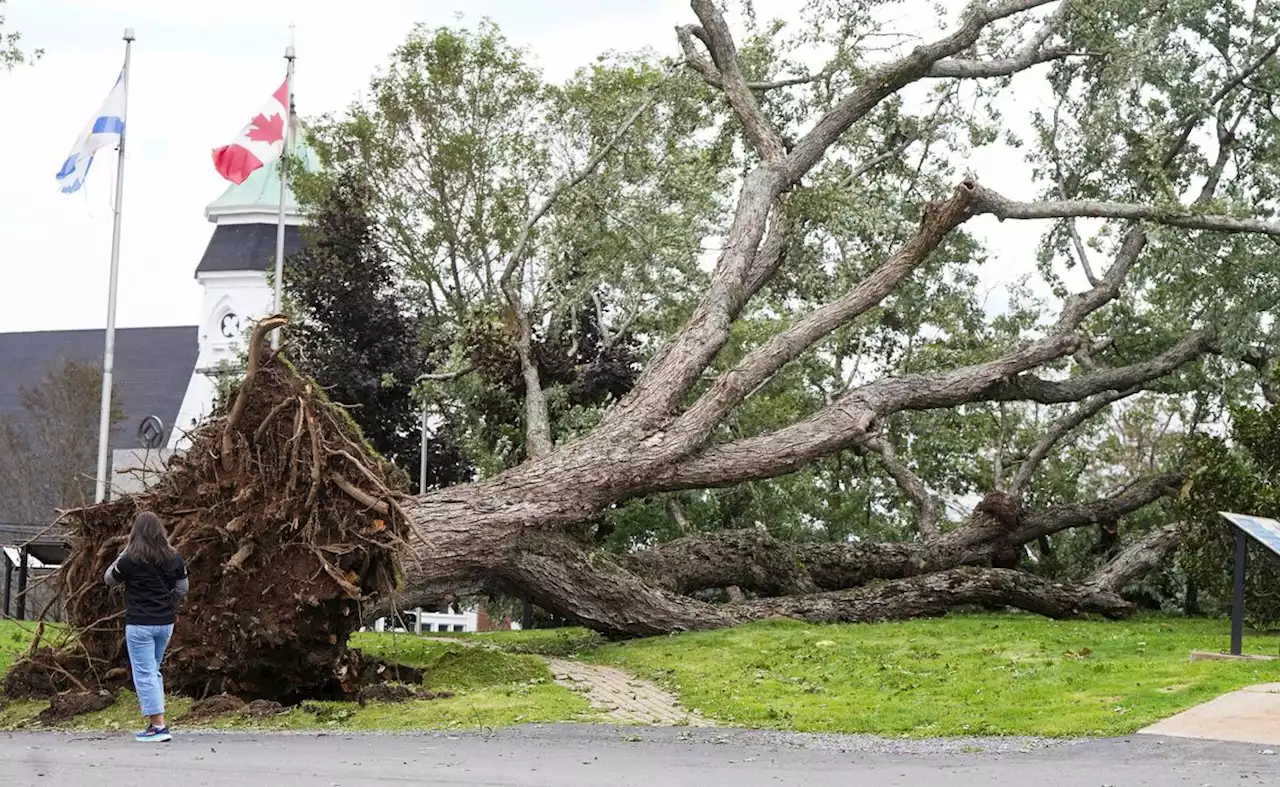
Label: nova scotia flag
xmin=56 ymin=71 xmax=127 ymax=194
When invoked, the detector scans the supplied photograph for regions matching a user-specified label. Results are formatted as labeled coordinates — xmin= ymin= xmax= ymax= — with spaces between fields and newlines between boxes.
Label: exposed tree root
xmin=4 ymin=317 xmax=410 ymax=701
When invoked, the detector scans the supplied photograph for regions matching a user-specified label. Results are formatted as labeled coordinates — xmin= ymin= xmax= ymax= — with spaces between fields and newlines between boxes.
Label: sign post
xmin=1217 ymin=512 xmax=1280 ymax=656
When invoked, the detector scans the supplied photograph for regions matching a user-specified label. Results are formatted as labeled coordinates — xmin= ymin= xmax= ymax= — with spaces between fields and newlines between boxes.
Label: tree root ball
xmin=7 ymin=320 xmax=412 ymax=702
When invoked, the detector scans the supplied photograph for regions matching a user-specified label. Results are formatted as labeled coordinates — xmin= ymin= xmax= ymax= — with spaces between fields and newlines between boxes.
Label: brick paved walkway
xmin=546 ymin=658 xmax=714 ymax=726
xmin=421 ymin=636 xmax=712 ymax=726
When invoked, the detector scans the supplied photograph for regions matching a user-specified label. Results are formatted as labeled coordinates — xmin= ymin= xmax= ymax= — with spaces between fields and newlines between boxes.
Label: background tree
xmin=1 ymin=0 xmax=40 ymax=71
xmin=284 ymin=173 xmax=471 ymax=491
xmin=295 ymin=21 xmax=725 ymax=483
xmin=0 ymin=360 xmax=123 ymax=525
xmin=1180 ymin=399 xmax=1280 ymax=626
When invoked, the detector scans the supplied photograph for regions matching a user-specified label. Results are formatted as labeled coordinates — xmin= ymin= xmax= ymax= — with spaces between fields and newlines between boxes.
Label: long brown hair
xmin=125 ymin=511 xmax=178 ymax=567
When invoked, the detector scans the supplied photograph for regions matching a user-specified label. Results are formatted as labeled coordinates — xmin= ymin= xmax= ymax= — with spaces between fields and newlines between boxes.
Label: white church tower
xmin=168 ymin=141 xmax=320 ymax=449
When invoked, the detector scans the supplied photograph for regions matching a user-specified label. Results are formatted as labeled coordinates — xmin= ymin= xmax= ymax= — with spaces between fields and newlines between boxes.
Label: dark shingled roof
xmin=0 ymin=325 xmax=197 ymax=454
xmin=195 ymin=223 xmax=305 ymax=275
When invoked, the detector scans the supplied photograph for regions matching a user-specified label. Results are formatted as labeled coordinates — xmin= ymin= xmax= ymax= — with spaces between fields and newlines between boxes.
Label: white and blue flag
xmin=56 ymin=71 xmax=127 ymax=194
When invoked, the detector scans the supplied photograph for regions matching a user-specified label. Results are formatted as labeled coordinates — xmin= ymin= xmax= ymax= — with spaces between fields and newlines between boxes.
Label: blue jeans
xmin=125 ymin=624 xmax=173 ymax=717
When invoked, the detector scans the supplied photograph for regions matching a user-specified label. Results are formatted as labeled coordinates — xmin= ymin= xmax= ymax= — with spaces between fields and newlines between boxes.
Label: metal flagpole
xmin=93 ymin=28 xmax=135 ymax=505
xmin=272 ymin=40 xmax=296 ymax=350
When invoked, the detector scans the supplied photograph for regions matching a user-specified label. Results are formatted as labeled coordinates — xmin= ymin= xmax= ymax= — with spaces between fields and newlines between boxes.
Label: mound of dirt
xmin=37 ymin=690 xmax=116 ymax=723
xmin=244 ymin=699 xmax=289 ymax=718
xmin=4 ymin=318 xmax=411 ymax=702
xmin=356 ymin=683 xmax=417 ymax=704
xmin=181 ymin=693 xmax=248 ymax=723
xmin=355 ymin=655 xmax=424 ymax=686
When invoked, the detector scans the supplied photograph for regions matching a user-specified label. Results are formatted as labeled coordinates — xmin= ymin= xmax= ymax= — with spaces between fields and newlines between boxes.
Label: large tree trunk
xmin=387 ymin=480 xmax=1172 ymax=637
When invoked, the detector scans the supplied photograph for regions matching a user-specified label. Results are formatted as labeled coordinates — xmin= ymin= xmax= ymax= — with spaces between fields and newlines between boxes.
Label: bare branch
xmin=687 ymin=1 xmax=788 ymax=161
xmin=927 ymin=1 xmax=1076 ymax=79
xmin=417 ymin=366 xmax=473 ymax=382
xmin=668 ymin=181 xmax=978 ymax=453
xmin=650 ymin=332 xmax=1213 ymax=494
xmin=970 ymin=184 xmax=1280 ymax=236
xmin=1015 ymin=474 xmax=1182 ymax=541
xmin=1160 ymin=36 xmax=1280 ymax=169
xmin=928 ymin=47 xmax=1079 ymax=78
xmin=622 ymin=1 xmax=1062 ymax=436
xmin=1010 ymin=387 xmax=1140 ymax=498
xmin=782 ymin=0 xmax=1062 ymax=183
xmin=676 ymin=24 xmax=830 ymax=92
xmin=665 ymin=497 xmax=692 ymax=535
xmin=842 ymin=137 xmax=916 ymax=187
xmin=599 ymin=193 xmax=787 ymax=430
xmin=986 ymin=332 xmax=1216 ymax=405
xmin=860 ymin=436 xmax=941 ymax=538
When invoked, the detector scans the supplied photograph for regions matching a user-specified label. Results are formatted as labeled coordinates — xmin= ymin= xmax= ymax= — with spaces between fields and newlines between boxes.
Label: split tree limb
xmin=669 ymin=181 xmax=979 ymax=453
xmin=1015 ymin=474 xmax=1182 ymax=542
xmin=222 ymin=315 xmax=288 ymax=472
xmin=1009 ymin=387 xmax=1140 ymax=498
xmin=859 ymin=436 xmax=941 ymax=538
xmin=1085 ymin=523 xmax=1181 ymax=594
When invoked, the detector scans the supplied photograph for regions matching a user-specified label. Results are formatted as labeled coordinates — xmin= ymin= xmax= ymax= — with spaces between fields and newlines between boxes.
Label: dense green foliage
xmin=286 ymin=1 xmax=1280 ymax=596
xmin=1181 ymin=401 xmax=1280 ymax=625
xmin=284 ymin=175 xmax=472 ymax=491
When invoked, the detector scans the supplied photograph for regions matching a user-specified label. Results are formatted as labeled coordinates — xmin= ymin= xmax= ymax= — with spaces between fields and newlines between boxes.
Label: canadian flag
xmin=212 ymin=77 xmax=291 ymax=185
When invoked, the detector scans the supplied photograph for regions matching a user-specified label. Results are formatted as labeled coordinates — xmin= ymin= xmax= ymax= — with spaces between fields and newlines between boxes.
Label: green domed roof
xmin=205 ymin=134 xmax=321 ymax=223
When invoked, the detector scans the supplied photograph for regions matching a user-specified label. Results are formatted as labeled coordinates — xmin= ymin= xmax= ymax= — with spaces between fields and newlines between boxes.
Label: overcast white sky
xmin=0 ymin=0 xmax=1049 ymax=335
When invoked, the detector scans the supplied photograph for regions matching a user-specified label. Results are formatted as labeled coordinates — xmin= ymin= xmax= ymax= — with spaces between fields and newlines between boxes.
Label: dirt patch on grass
xmin=37 ymin=690 xmax=116 ymax=723
xmin=182 ymin=693 xmax=248 ymax=722
xmin=353 ymin=656 xmax=424 ymax=687
xmin=244 ymin=699 xmax=289 ymax=718
xmin=354 ymin=683 xmax=456 ymax=705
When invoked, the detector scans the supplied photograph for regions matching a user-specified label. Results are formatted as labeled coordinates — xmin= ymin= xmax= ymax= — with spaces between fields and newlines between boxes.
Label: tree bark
xmin=385 ymin=478 xmax=1177 ymax=635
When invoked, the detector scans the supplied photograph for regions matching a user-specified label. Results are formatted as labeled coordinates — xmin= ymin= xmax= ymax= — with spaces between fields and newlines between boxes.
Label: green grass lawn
xmin=586 ymin=614 xmax=1280 ymax=737
xmin=0 ymin=620 xmax=34 ymax=677
xmin=0 ymin=623 xmax=591 ymax=732
xmin=4 ymin=614 xmax=1279 ymax=737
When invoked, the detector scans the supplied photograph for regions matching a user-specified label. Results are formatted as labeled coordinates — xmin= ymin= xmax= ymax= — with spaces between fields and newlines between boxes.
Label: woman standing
xmin=104 ymin=511 xmax=189 ymax=743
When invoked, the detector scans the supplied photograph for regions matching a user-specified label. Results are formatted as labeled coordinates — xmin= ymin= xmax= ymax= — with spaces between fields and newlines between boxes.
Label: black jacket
xmin=105 ymin=552 xmax=189 ymax=626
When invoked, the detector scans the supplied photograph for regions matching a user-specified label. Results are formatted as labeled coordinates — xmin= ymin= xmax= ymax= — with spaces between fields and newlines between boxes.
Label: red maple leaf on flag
xmin=246 ymin=112 xmax=285 ymax=144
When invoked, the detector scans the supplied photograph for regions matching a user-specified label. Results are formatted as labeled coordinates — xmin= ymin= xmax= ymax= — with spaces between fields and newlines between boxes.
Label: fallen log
xmin=620 ymin=480 xmax=1180 ymax=599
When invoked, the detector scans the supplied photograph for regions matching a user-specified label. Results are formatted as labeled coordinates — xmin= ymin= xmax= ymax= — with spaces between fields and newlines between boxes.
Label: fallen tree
xmin=372 ymin=0 xmax=1280 ymax=634
xmin=11 ymin=1 xmax=1280 ymax=698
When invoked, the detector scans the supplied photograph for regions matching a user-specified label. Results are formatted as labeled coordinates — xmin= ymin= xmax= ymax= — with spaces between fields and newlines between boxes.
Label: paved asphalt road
xmin=3 ymin=725 xmax=1278 ymax=786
